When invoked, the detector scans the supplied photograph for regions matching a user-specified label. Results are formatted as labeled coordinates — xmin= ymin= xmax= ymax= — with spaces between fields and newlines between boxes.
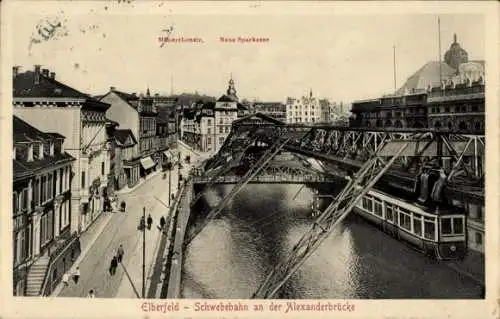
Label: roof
xmin=113 ymin=129 xmax=137 ymax=146
xmin=13 ymin=70 xmax=109 ymax=110
xmin=13 ymin=116 xmax=75 ymax=181
xmin=13 ymin=116 xmax=59 ymax=143
xmin=217 ymin=94 xmax=238 ymax=102
xmin=395 ymin=61 xmax=457 ymax=95
xmin=232 ymin=112 xmax=286 ymax=126
xmin=237 ymin=103 xmax=248 ymax=110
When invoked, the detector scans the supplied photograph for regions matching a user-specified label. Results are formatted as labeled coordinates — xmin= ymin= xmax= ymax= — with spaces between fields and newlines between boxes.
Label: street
xmin=56 ymin=143 xmax=207 ymax=298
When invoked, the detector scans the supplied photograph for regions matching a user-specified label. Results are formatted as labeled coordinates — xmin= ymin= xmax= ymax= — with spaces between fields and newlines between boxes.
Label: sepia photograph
xmin=1 ymin=1 xmax=498 ymax=318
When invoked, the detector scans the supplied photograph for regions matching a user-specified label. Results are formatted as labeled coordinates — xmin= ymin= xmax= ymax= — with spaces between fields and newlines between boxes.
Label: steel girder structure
xmin=184 ymin=136 xmax=292 ymax=246
xmin=251 ymin=133 xmax=426 ymax=299
xmin=287 ymin=127 xmax=484 ymax=183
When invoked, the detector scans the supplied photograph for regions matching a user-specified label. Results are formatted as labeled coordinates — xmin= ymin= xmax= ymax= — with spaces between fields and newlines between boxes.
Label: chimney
xmin=50 ymin=72 xmax=55 ymax=79
xmin=42 ymin=68 xmax=49 ymax=77
xmin=110 ymin=86 xmax=116 ymax=92
xmin=13 ymin=66 xmax=20 ymax=77
xmin=34 ymin=65 xmax=41 ymax=84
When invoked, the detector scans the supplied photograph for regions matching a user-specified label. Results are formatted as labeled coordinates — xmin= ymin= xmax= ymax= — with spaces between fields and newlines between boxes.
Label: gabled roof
xmin=232 ymin=112 xmax=286 ymax=126
xmin=13 ymin=71 xmax=109 ymax=110
xmin=114 ymin=129 xmax=137 ymax=146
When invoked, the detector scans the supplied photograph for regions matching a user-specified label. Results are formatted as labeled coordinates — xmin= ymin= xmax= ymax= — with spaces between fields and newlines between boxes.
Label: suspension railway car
xmin=353 ymin=189 xmax=466 ymax=260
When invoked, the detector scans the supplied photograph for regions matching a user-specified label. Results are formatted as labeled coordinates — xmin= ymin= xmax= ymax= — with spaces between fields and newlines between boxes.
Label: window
xmin=373 ymin=199 xmax=383 ymax=217
xmin=13 ymin=192 xmax=18 ymax=213
xmin=81 ymin=171 xmax=86 ymax=188
xmin=475 ymin=232 xmax=483 ymax=245
xmin=207 ymin=137 xmax=211 ymax=145
xmin=41 ymin=176 xmax=46 ymax=203
xmin=441 ymin=217 xmax=452 ymax=235
xmin=101 ymin=162 xmax=105 ymax=175
xmin=423 ymin=217 xmax=436 ymax=240
xmin=207 ymin=128 xmax=211 ymax=134
xmin=225 ymin=126 xmax=229 ymax=133
xmin=47 ymin=174 xmax=53 ymax=200
xmin=413 ymin=214 xmax=422 ymax=236
xmin=362 ymin=196 xmax=373 ymax=212
xmin=15 ymin=229 xmax=26 ymax=265
xmin=219 ymin=118 xmax=223 ymax=124
xmin=386 ymin=204 xmax=394 ymax=223
xmin=219 ymin=127 xmax=223 ymax=133
xmin=207 ymin=119 xmax=212 ymax=126
xmin=453 ymin=217 xmax=464 ymax=235
xmin=399 ymin=209 xmax=412 ymax=231
xmin=219 ymin=137 xmax=225 ymax=145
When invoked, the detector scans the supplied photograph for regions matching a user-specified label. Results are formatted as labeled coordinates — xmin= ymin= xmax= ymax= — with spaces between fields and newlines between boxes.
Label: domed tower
xmin=444 ymin=33 xmax=469 ymax=71
xmin=226 ymin=74 xmax=238 ymax=101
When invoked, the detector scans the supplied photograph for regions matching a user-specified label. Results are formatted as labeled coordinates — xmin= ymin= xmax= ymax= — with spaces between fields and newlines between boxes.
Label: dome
xmin=444 ymin=33 xmax=469 ymax=70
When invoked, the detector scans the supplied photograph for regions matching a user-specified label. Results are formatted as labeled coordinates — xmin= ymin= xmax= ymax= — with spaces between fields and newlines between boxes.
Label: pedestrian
xmin=73 ymin=267 xmax=80 ymax=284
xmin=87 ymin=289 xmax=95 ymax=298
xmin=159 ymin=216 xmax=166 ymax=230
xmin=109 ymin=256 xmax=118 ymax=276
xmin=62 ymin=273 xmax=70 ymax=286
xmin=116 ymin=245 xmax=125 ymax=263
xmin=140 ymin=215 xmax=146 ymax=231
xmin=147 ymin=214 xmax=153 ymax=230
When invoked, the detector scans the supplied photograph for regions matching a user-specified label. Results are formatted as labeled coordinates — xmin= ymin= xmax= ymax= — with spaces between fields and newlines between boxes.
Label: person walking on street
xmin=109 ymin=256 xmax=118 ymax=276
xmin=73 ymin=267 xmax=80 ymax=284
xmin=62 ymin=273 xmax=70 ymax=286
xmin=87 ymin=289 xmax=96 ymax=298
xmin=159 ymin=216 xmax=166 ymax=230
xmin=117 ymin=245 xmax=125 ymax=263
xmin=147 ymin=214 xmax=153 ymax=230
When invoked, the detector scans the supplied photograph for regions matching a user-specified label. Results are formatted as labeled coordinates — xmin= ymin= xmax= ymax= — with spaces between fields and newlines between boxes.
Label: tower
xmin=226 ymin=73 xmax=238 ymax=101
xmin=444 ymin=33 xmax=469 ymax=71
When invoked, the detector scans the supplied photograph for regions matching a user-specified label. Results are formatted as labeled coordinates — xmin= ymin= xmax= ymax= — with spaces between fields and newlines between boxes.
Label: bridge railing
xmin=193 ymin=173 xmax=338 ymax=184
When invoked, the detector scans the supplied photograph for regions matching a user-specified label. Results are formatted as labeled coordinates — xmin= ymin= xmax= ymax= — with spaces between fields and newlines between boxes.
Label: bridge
xmin=172 ymin=112 xmax=484 ymax=299
xmin=192 ymin=153 xmax=341 ymax=185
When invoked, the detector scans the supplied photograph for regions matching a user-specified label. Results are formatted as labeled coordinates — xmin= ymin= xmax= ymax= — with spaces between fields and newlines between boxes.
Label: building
xmin=285 ymin=90 xmax=321 ymax=124
xmin=350 ymin=33 xmax=485 ymax=134
xmin=111 ymin=129 xmax=139 ymax=190
xmin=100 ymin=87 xmax=159 ymax=187
xmin=180 ymin=76 xmax=242 ymax=154
xmin=13 ymin=116 xmax=78 ymax=296
xmin=252 ymin=102 xmax=287 ymax=121
xmin=13 ymin=65 xmax=112 ymax=234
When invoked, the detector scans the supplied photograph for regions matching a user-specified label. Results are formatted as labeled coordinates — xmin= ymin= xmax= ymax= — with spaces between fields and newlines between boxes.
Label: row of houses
xmin=12 ymin=65 xmax=179 ymax=296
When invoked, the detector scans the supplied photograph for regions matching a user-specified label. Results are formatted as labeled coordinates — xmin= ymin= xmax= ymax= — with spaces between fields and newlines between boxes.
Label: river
xmin=181 ymin=183 xmax=482 ymax=299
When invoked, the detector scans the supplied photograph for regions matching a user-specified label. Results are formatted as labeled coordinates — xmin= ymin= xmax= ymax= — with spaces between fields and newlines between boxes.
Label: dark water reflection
xmin=182 ymin=184 xmax=482 ymax=299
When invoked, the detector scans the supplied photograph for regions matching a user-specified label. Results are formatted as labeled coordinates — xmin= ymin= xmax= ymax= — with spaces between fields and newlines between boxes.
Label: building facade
xmin=100 ymin=87 xmax=158 ymax=187
xmin=111 ymin=129 xmax=139 ymax=190
xmin=285 ymin=90 xmax=321 ymax=124
xmin=13 ymin=65 xmax=111 ymax=234
xmin=13 ymin=116 xmax=77 ymax=296
xmin=252 ymin=102 xmax=286 ymax=121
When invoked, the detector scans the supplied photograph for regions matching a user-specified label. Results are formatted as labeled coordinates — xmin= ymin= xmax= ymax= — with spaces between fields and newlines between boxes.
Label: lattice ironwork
xmin=251 ymin=133 xmax=425 ymax=299
xmin=184 ymin=137 xmax=291 ymax=246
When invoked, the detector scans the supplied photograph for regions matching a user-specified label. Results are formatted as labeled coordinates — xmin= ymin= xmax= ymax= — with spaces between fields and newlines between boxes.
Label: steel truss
xmin=289 ymin=127 xmax=484 ymax=182
xmin=184 ymin=137 xmax=291 ymax=246
xmin=251 ymin=133 xmax=425 ymax=299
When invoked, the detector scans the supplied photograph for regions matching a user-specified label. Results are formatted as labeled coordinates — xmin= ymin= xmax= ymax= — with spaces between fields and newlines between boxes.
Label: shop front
xmin=140 ymin=156 xmax=156 ymax=177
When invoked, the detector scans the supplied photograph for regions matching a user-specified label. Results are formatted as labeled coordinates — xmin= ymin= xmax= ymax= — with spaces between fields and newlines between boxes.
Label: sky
xmin=10 ymin=3 xmax=485 ymax=103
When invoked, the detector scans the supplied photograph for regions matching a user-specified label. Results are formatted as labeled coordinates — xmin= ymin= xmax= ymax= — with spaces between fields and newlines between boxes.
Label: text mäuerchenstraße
xmin=141 ymin=301 xmax=356 ymax=314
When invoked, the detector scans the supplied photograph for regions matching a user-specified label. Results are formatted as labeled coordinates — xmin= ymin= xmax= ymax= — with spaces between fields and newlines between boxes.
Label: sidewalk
xmin=444 ymin=249 xmax=485 ymax=286
xmin=52 ymin=211 xmax=114 ymax=296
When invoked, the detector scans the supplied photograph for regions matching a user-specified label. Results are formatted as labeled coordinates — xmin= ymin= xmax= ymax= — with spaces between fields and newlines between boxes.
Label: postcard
xmin=1 ymin=1 xmax=499 ymax=318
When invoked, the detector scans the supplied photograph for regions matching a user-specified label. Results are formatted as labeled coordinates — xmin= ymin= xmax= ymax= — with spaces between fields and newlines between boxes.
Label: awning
xmin=140 ymin=156 xmax=156 ymax=170
xmin=163 ymin=150 xmax=172 ymax=160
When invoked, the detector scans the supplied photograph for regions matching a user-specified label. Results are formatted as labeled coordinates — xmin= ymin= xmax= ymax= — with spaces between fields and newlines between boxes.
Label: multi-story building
xmin=349 ymin=33 xmax=485 ymax=134
xmin=13 ymin=116 xmax=77 ymax=296
xmin=252 ymin=102 xmax=286 ymax=122
xmin=100 ymin=87 xmax=158 ymax=186
xmin=13 ymin=65 xmax=111 ymax=233
xmin=285 ymin=90 xmax=321 ymax=124
xmin=180 ymin=77 xmax=241 ymax=154
xmin=111 ymin=129 xmax=139 ymax=190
